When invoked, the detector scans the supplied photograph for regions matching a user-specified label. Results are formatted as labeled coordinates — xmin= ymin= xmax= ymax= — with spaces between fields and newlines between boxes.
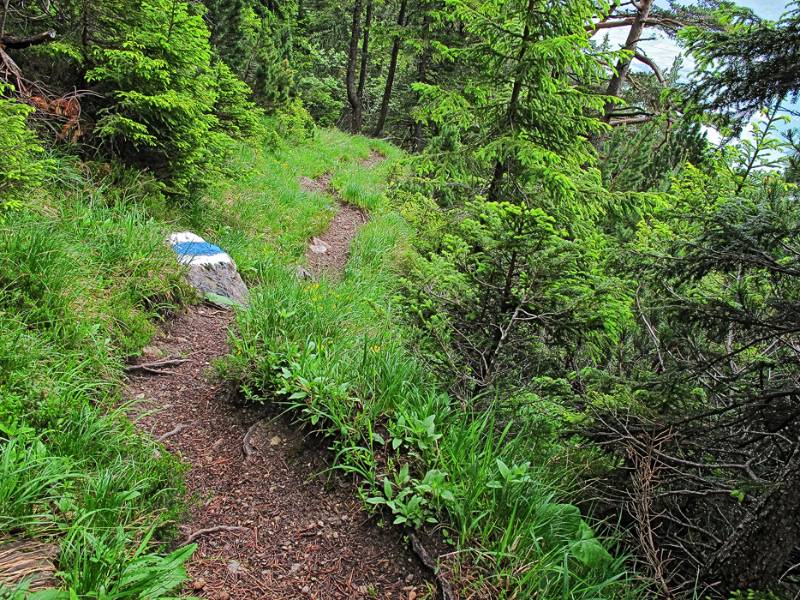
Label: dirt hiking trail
xmin=126 ymin=164 xmax=434 ymax=599
xmin=301 ymin=173 xmax=367 ymax=277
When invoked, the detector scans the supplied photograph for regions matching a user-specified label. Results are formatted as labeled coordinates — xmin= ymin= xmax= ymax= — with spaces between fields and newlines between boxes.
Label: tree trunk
xmin=373 ymin=0 xmax=407 ymax=137
xmin=603 ymin=0 xmax=653 ymax=121
xmin=703 ymin=448 xmax=800 ymax=592
xmin=0 ymin=0 xmax=10 ymax=39
xmin=357 ymin=0 xmax=373 ymax=103
xmin=346 ymin=0 xmax=364 ymax=133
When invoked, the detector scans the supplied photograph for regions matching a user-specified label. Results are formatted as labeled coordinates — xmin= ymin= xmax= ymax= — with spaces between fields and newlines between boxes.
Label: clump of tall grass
xmin=0 ymin=154 xmax=193 ymax=595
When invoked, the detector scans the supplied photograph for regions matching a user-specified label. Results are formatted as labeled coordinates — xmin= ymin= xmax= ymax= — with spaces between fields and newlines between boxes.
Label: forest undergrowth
xmin=3 ymin=0 xmax=800 ymax=598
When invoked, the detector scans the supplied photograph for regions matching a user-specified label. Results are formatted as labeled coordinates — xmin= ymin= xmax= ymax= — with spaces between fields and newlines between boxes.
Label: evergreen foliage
xmin=2 ymin=0 xmax=800 ymax=597
xmin=0 ymin=89 xmax=45 ymax=219
xmin=412 ymin=0 xmax=615 ymax=203
xmin=683 ymin=2 xmax=800 ymax=118
xmin=86 ymin=0 xmax=225 ymax=195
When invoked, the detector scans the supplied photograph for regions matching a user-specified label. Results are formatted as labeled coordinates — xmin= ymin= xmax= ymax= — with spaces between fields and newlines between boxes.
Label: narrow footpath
xmin=126 ymin=165 xmax=432 ymax=599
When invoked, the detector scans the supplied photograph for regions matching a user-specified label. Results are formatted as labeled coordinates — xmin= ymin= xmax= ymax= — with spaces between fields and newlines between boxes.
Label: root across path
xmin=127 ymin=307 xmax=431 ymax=599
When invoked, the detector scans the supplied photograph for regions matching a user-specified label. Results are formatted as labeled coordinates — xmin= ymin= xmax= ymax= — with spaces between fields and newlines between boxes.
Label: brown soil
xmin=127 ymin=307 xmax=432 ymax=599
xmin=125 ymin=153 xmax=427 ymax=599
xmin=305 ymin=204 xmax=367 ymax=276
xmin=299 ymin=173 xmax=333 ymax=195
xmin=301 ymin=172 xmax=369 ymax=277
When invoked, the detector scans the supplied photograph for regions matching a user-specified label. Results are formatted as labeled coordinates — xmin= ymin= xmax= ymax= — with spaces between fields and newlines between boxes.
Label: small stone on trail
xmin=295 ymin=265 xmax=313 ymax=279
xmin=290 ymin=563 xmax=302 ymax=574
xmin=270 ymin=435 xmax=282 ymax=446
xmin=142 ymin=345 xmax=163 ymax=359
xmin=227 ymin=559 xmax=242 ymax=575
xmin=191 ymin=578 xmax=206 ymax=590
xmin=309 ymin=237 xmax=330 ymax=254
xmin=301 ymin=585 xmax=311 ymax=594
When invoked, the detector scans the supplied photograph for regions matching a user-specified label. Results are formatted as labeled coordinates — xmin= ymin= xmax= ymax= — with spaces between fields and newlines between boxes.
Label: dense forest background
xmin=2 ymin=0 xmax=800 ymax=598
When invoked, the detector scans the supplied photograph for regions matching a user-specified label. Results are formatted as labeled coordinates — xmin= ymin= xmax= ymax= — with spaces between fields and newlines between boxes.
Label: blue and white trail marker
xmin=168 ymin=232 xmax=249 ymax=307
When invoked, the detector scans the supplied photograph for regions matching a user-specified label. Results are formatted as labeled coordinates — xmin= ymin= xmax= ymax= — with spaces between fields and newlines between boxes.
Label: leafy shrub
xmin=401 ymin=199 xmax=631 ymax=398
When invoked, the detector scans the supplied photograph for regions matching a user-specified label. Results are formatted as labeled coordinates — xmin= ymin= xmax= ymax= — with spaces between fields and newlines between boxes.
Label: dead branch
xmin=633 ymin=51 xmax=666 ymax=84
xmin=156 ymin=424 xmax=187 ymax=442
xmin=0 ymin=29 xmax=55 ymax=49
xmin=126 ymin=358 xmax=191 ymax=371
xmin=183 ymin=525 xmax=250 ymax=545
xmin=627 ymin=430 xmax=675 ymax=599
xmin=588 ymin=16 xmax=684 ymax=33
xmin=608 ymin=114 xmax=656 ymax=127
xmin=136 ymin=367 xmax=177 ymax=376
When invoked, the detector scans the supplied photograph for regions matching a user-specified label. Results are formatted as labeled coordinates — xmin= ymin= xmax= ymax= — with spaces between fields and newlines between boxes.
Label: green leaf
xmin=383 ymin=477 xmax=393 ymax=500
xmin=496 ymin=458 xmax=510 ymax=479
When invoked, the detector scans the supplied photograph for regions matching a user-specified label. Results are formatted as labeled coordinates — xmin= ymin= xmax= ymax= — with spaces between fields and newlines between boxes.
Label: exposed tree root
xmin=410 ymin=533 xmax=456 ymax=600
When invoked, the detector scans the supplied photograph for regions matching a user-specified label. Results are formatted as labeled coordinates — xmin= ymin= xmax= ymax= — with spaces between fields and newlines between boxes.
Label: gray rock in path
xmin=168 ymin=232 xmax=249 ymax=307
xmin=294 ymin=265 xmax=313 ymax=280
xmin=308 ymin=236 xmax=330 ymax=254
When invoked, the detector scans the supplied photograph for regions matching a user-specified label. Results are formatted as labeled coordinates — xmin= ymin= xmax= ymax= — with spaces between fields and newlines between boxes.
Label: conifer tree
xmin=683 ymin=2 xmax=800 ymax=118
xmin=414 ymin=0 xmax=615 ymax=204
xmin=86 ymin=0 xmax=223 ymax=195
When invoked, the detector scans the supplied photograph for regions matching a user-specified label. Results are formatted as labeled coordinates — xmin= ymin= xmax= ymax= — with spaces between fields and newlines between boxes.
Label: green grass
xmin=211 ymin=127 xmax=632 ymax=598
xmin=0 ymin=154 xmax=194 ymax=597
xmin=171 ymin=127 xmax=402 ymax=272
xmin=1 ymin=121 xmax=629 ymax=598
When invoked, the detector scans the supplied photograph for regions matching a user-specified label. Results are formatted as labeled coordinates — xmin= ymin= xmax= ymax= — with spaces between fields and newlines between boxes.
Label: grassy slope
xmin=1 ymin=126 xmax=628 ymax=598
xmin=0 ymin=159 xmax=195 ymax=597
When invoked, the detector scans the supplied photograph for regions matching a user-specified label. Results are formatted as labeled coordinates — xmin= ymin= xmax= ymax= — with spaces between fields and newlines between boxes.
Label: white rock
xmin=309 ymin=237 xmax=330 ymax=254
xmin=168 ymin=231 xmax=249 ymax=307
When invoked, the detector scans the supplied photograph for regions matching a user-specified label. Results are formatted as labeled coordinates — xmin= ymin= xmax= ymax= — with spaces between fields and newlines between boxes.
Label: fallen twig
xmin=184 ymin=525 xmax=249 ymax=545
xmin=410 ymin=533 xmax=457 ymax=600
xmin=139 ymin=367 xmax=177 ymax=376
xmin=126 ymin=358 xmax=190 ymax=372
xmin=156 ymin=424 xmax=187 ymax=442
